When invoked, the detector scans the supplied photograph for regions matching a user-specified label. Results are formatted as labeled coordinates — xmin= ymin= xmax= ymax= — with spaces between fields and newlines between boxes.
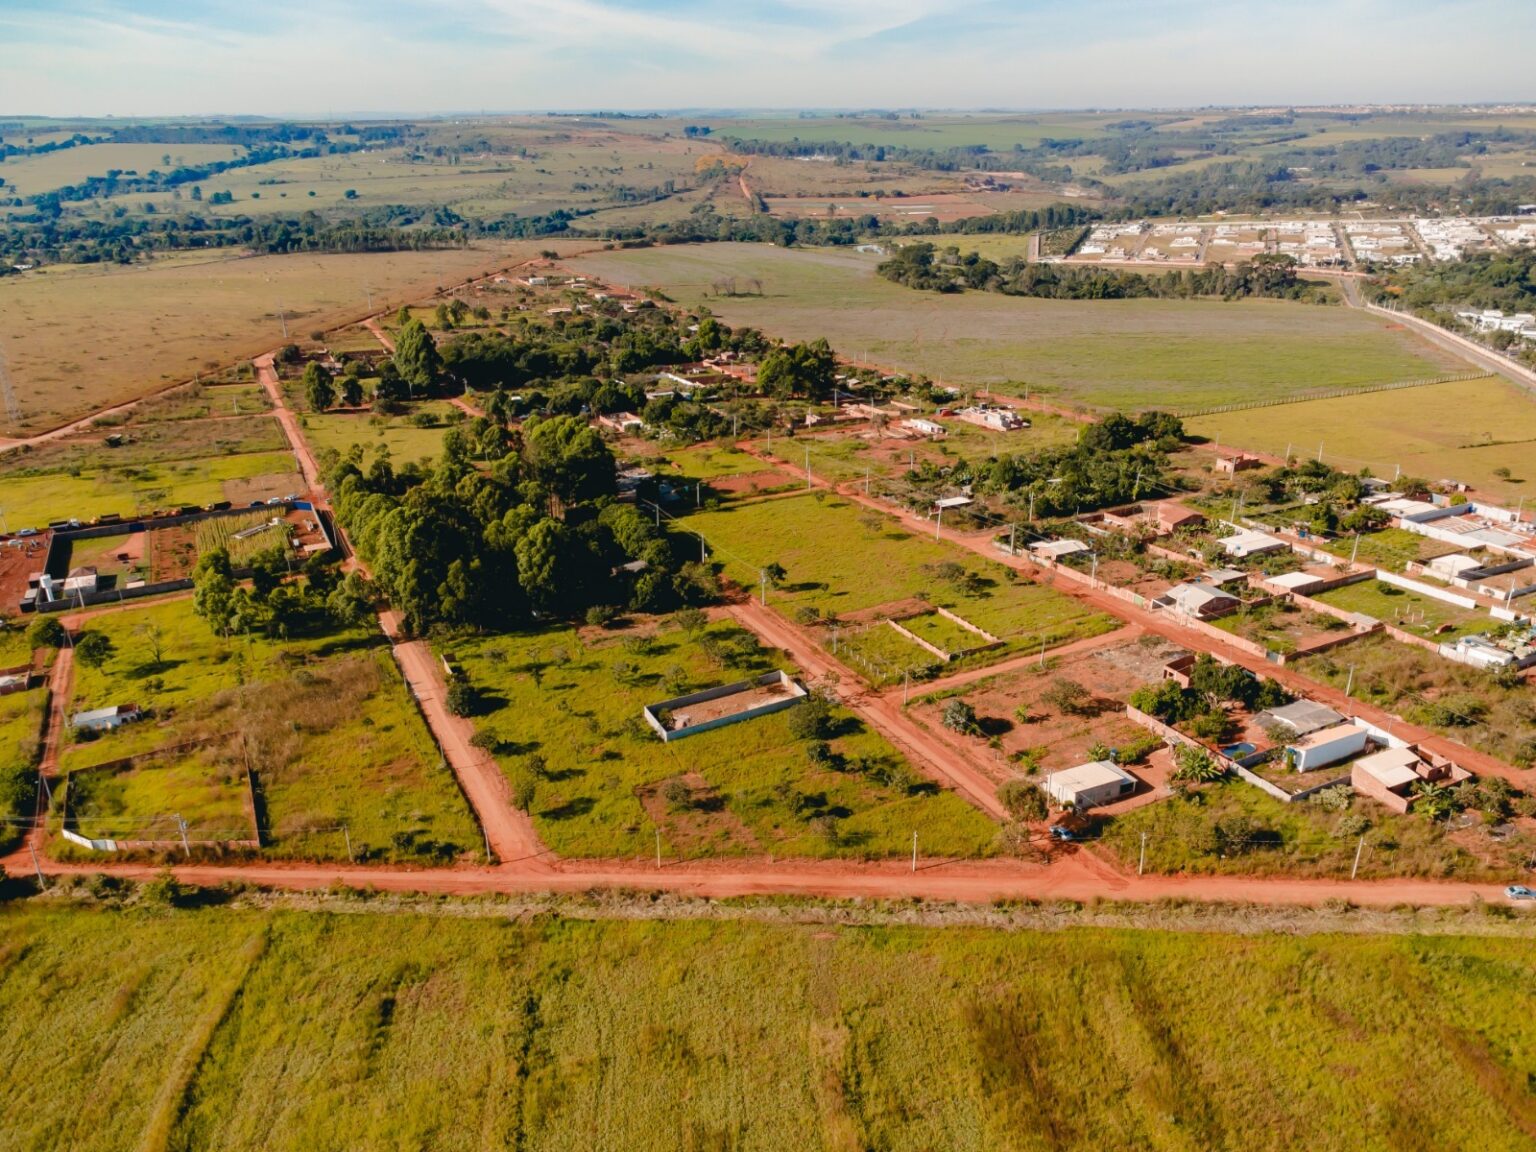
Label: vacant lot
xmin=1312 ymin=580 xmax=1497 ymax=642
xmin=0 ymin=686 xmax=46 ymax=852
xmin=301 ymin=401 xmax=466 ymax=466
xmin=682 ymin=492 xmax=1117 ymax=658
xmin=7 ymin=903 xmax=1536 ymax=1151
xmin=569 ymin=244 xmax=1463 ymax=411
xmin=0 ymin=243 xmax=561 ymax=432
xmin=57 ymin=600 xmax=475 ymax=862
xmin=1188 ymin=376 xmax=1536 ymax=503
xmin=446 ymin=616 xmax=995 ymax=859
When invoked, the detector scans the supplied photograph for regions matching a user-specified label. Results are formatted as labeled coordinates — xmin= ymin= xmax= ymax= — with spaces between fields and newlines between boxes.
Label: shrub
xmin=1114 ymin=733 xmax=1162 ymax=765
xmin=444 ymin=676 xmax=477 ymax=717
xmin=788 ymin=691 xmax=835 ymax=741
xmin=660 ymin=778 xmax=692 ymax=811
xmin=1310 ymin=784 xmax=1353 ymax=813
xmin=1043 ymin=679 xmax=1095 ymax=717
xmin=1173 ymin=744 xmax=1224 ymax=783
xmin=941 ymin=699 xmax=981 ymax=736
xmin=998 ymin=779 xmax=1048 ymax=822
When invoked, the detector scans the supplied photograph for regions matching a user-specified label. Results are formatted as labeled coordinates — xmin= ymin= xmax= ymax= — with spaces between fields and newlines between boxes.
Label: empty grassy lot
xmin=0 ymin=687 xmax=46 ymax=852
xmin=1188 ymin=376 xmax=1536 ymax=504
xmin=57 ymin=600 xmax=476 ymax=862
xmin=681 ymin=492 xmax=1116 ymax=652
xmin=0 ymin=450 xmax=302 ymax=527
xmin=0 ymin=242 xmax=564 ymax=433
xmin=300 ymin=401 xmax=466 ymax=467
xmin=446 ymin=617 xmax=995 ymax=859
xmin=568 ymin=243 xmax=1463 ymax=411
xmin=6 ymin=902 xmax=1536 ymax=1151
xmin=0 ymin=412 xmax=287 ymax=478
xmin=1311 ymin=580 xmax=1497 ymax=642
xmin=1316 ymin=526 xmax=1463 ymax=572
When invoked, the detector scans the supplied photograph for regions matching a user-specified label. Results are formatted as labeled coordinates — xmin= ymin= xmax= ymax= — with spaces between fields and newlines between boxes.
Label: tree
xmin=135 ymin=620 xmax=164 ymax=667
xmin=757 ymin=338 xmax=837 ymax=400
xmin=522 ymin=415 xmax=616 ymax=509
xmin=998 ymin=779 xmax=1048 ymax=822
xmin=302 ymin=362 xmax=335 ymax=412
xmin=27 ymin=616 xmax=66 ymax=650
xmin=340 ymin=375 xmax=364 ymax=408
xmin=1172 ymin=744 xmax=1224 ymax=783
xmin=673 ymin=606 xmax=708 ymax=637
xmin=393 ymin=318 xmax=442 ymax=393
xmin=762 ymin=561 xmax=787 ymax=589
xmin=1043 ymin=679 xmax=1096 ymax=717
xmin=941 ymin=698 xmax=981 ymax=736
xmin=326 ymin=571 xmax=376 ymax=626
xmin=74 ymin=631 xmax=114 ymax=670
xmin=445 ymin=675 xmax=477 ymax=717
xmin=510 ymin=778 xmax=536 ymax=813
xmin=787 ymin=691 xmax=835 ymax=741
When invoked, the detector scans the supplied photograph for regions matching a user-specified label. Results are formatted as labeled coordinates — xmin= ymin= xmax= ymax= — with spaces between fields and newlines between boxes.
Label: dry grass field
xmin=0 ymin=142 xmax=243 ymax=197
xmin=0 ymin=242 xmax=587 ymax=433
xmin=569 ymin=244 xmax=1465 ymax=412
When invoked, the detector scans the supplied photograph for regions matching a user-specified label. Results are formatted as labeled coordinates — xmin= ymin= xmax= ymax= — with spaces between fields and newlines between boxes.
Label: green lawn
xmin=569 ymin=243 xmax=1463 ymax=412
xmin=61 ymin=746 xmax=252 ymax=843
xmin=57 ymin=600 xmax=476 ymax=862
xmin=681 ymin=492 xmax=1116 ymax=653
xmin=1311 ymin=580 xmax=1497 ymax=641
xmin=300 ymin=401 xmax=463 ymax=466
xmin=445 ymin=617 xmax=996 ymax=859
xmin=7 ymin=902 xmax=1536 ymax=1150
xmin=0 ymin=450 xmax=302 ymax=527
xmin=1317 ymin=526 xmax=1463 ymax=572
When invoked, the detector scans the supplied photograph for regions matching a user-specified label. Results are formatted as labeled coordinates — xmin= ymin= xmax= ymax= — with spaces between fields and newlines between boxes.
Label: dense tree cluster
xmin=880 ymin=243 xmax=1320 ymax=301
xmin=329 ymin=414 xmax=715 ymax=634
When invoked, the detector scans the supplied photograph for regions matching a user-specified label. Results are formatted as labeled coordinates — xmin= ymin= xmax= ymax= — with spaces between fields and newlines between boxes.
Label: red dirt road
xmin=253 ymin=353 xmax=322 ymax=491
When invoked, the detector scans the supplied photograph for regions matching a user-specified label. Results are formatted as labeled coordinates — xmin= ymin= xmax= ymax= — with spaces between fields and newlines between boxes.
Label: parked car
xmin=1505 ymin=885 xmax=1535 ymax=901
xmin=14 ymin=527 xmax=37 ymax=538
xmin=1049 ymin=825 xmax=1077 ymax=842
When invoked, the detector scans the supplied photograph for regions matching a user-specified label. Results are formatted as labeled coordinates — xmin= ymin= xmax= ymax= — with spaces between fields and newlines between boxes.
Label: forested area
xmin=878 ymin=242 xmax=1321 ymax=301
xmin=1373 ymin=249 xmax=1536 ymax=314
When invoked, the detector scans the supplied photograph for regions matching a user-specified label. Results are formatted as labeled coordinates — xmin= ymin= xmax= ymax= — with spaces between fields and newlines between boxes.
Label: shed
xmin=1029 ymin=539 xmax=1090 ymax=560
xmin=1219 ymin=529 xmax=1287 ymax=559
xmin=1284 ymin=723 xmax=1369 ymax=772
xmin=1043 ymin=761 xmax=1137 ymax=810
xmin=1153 ymin=583 xmax=1240 ymax=620
xmin=1257 ymin=699 xmax=1345 ymax=737
xmin=70 ymin=704 xmax=142 ymax=733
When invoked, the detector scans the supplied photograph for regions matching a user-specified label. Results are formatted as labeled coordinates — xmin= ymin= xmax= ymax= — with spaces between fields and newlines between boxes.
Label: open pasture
xmin=569 ymin=243 xmax=1464 ymax=412
xmin=446 ymin=616 xmax=995 ymax=859
xmin=1188 ymin=376 xmax=1536 ymax=503
xmin=0 ymin=141 xmax=243 ymax=196
xmin=0 ymin=243 xmax=566 ymax=433
xmin=8 ymin=904 xmax=1536 ymax=1151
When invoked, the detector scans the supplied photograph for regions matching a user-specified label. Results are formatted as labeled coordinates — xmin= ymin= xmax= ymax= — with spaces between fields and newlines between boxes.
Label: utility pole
xmin=28 ymin=843 xmax=45 ymax=889
xmin=1008 ymin=523 xmax=1017 ymax=555
xmin=1138 ymin=831 xmax=1147 ymax=876
xmin=911 ymin=830 xmax=918 ymax=873
xmin=1038 ymin=636 xmax=1047 ymax=667
xmin=1317 ymin=441 xmax=1324 ymax=463
xmin=699 ymin=536 xmax=707 ymax=564
xmin=1344 ymin=665 xmax=1355 ymax=697
xmin=1283 ymin=442 xmax=1292 ymax=464
xmin=804 ymin=445 xmax=812 ymax=489
xmin=1090 ymin=552 xmax=1099 ymax=586
xmin=175 ymin=814 xmax=190 ymax=856
xmin=935 ymin=504 xmax=942 ymax=541
xmin=344 ymin=824 xmax=354 ymax=862
xmin=1350 ymin=835 xmax=1366 ymax=880
xmin=759 ymin=569 xmax=768 ymax=606
xmin=1350 ymin=533 xmax=1361 ymax=566
xmin=1028 ymin=491 xmax=1036 ymax=522
xmin=864 ymin=466 xmax=871 ymax=495
xmin=655 ymin=827 xmax=662 ymax=870
xmin=695 ymin=482 xmax=701 ymax=508
xmin=902 ymin=670 xmax=910 ymax=705
xmin=483 ymin=826 xmax=491 ymax=864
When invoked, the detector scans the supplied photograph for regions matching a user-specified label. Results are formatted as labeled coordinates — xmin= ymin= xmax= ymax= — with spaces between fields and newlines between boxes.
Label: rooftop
xmin=1353 ymin=746 xmax=1423 ymax=791
xmin=1259 ymin=699 xmax=1346 ymax=736
xmin=1290 ymin=722 xmax=1368 ymax=751
xmin=1047 ymin=760 xmax=1136 ymax=791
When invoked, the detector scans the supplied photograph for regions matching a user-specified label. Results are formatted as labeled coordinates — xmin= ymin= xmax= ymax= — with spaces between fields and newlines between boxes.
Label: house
xmin=1263 ymin=569 xmax=1331 ymax=595
xmin=1152 ymin=582 xmax=1240 ymax=620
xmin=1219 ymin=529 xmax=1287 ymax=559
xmin=1425 ymin=553 xmax=1482 ymax=583
xmin=1029 ymin=539 xmax=1090 ymax=561
xmin=1256 ymin=699 xmax=1346 ymax=738
xmin=70 ymin=704 xmax=142 ymax=733
xmin=594 ymin=411 xmax=645 ymax=434
xmin=1213 ymin=452 xmax=1262 ymax=476
xmin=1351 ymin=746 xmax=1472 ymax=814
xmin=1202 ymin=567 xmax=1248 ymax=588
xmin=1282 ymin=723 xmax=1370 ymax=772
xmin=1153 ymin=503 xmax=1205 ymax=533
xmin=1043 ymin=760 xmax=1138 ymax=810
xmin=956 ymin=406 xmax=1029 ymax=432
xmin=901 ymin=418 xmax=947 ymax=438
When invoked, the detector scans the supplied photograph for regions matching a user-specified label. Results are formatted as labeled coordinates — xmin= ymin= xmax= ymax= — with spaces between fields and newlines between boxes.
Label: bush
xmin=585 ymin=604 xmax=620 ymax=628
xmin=444 ymin=676 xmax=477 ymax=717
xmin=1042 ymin=679 xmax=1095 ymax=717
xmin=1310 ymin=784 xmax=1353 ymax=813
xmin=941 ymin=699 xmax=981 ymax=736
xmin=660 ymin=778 xmax=692 ymax=811
xmin=27 ymin=616 xmax=66 ymax=649
xmin=1173 ymin=744 xmax=1224 ymax=783
xmin=1114 ymin=733 xmax=1162 ymax=765
xmin=787 ymin=691 xmax=835 ymax=741
xmin=998 ymin=779 xmax=1048 ymax=822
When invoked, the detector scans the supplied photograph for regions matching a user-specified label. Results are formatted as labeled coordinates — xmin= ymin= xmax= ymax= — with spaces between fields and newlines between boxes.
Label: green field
xmin=1317 ymin=526 xmax=1463 ymax=572
xmin=301 ymin=401 xmax=465 ymax=467
xmin=446 ymin=617 xmax=994 ymax=859
xmin=1189 ymin=376 xmax=1536 ymax=504
xmin=6 ymin=901 xmax=1536 ymax=1150
xmin=1312 ymin=580 xmax=1498 ymax=642
xmin=61 ymin=746 xmax=253 ymax=843
xmin=58 ymin=600 xmax=476 ymax=861
xmin=0 ymin=142 xmax=244 ymax=196
xmin=0 ymin=450 xmax=302 ymax=527
xmin=569 ymin=244 xmax=1464 ymax=412
xmin=681 ymin=492 xmax=1116 ymax=652
xmin=0 ymin=687 xmax=46 ymax=851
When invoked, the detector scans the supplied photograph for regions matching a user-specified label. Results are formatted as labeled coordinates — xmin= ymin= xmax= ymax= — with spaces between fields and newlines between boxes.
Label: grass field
xmin=0 ymin=413 xmax=287 ymax=479
xmin=301 ymin=401 xmax=466 ymax=466
xmin=7 ymin=902 xmax=1536 ymax=1150
xmin=1312 ymin=579 xmax=1498 ymax=641
xmin=61 ymin=746 xmax=253 ymax=843
xmin=1317 ymin=526 xmax=1463 ymax=572
xmin=0 ymin=450 xmax=302 ymax=527
xmin=0 ymin=242 xmax=575 ymax=433
xmin=681 ymin=492 xmax=1116 ymax=654
xmin=446 ymin=616 xmax=995 ymax=859
xmin=0 ymin=688 xmax=46 ymax=852
xmin=1188 ymin=376 xmax=1536 ymax=504
xmin=0 ymin=142 xmax=243 ymax=196
xmin=569 ymin=244 xmax=1464 ymax=412
xmin=57 ymin=601 xmax=476 ymax=861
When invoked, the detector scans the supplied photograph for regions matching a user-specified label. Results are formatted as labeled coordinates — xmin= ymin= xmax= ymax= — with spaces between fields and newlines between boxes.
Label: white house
xmin=1153 ymin=582 xmax=1240 ymax=620
xmin=71 ymin=704 xmax=142 ymax=733
xmin=1218 ymin=529 xmax=1287 ymax=559
xmin=956 ymin=406 xmax=1029 ymax=432
xmin=1256 ymin=699 xmax=1346 ymax=738
xmin=1029 ymin=539 xmax=1090 ymax=561
xmin=1043 ymin=761 xmax=1138 ymax=810
xmin=1284 ymin=723 xmax=1369 ymax=772
xmin=902 ymin=418 xmax=947 ymax=438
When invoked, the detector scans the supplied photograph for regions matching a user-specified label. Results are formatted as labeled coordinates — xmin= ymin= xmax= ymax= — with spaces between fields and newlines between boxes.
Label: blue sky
xmin=0 ymin=0 xmax=1531 ymax=116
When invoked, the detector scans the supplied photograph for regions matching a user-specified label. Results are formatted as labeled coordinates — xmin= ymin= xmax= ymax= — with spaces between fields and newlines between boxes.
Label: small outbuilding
xmin=70 ymin=704 xmax=142 ymax=733
xmin=1043 ymin=760 xmax=1138 ymax=810
xmin=1283 ymin=723 xmax=1369 ymax=772
xmin=1219 ymin=529 xmax=1287 ymax=559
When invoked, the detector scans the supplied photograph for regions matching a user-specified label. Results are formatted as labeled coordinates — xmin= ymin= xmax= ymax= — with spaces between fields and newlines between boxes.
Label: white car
xmin=1505 ymin=885 xmax=1535 ymax=901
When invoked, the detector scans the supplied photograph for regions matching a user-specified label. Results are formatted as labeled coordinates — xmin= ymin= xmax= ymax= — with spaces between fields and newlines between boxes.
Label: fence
xmin=1176 ymin=371 xmax=1485 ymax=418
xmin=643 ymin=670 xmax=807 ymax=742
xmin=885 ymin=606 xmax=1002 ymax=663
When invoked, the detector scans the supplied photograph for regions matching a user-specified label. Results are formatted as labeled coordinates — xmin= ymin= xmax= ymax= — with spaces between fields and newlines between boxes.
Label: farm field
xmin=0 ymin=413 xmax=288 ymax=480
xmin=680 ymin=492 xmax=1117 ymax=656
xmin=0 ymin=450 xmax=302 ymax=528
xmin=0 ymin=141 xmax=243 ymax=196
xmin=56 ymin=600 xmax=476 ymax=861
xmin=568 ymin=244 xmax=1463 ymax=412
xmin=0 ymin=242 xmax=576 ymax=433
xmin=7 ymin=903 xmax=1536 ymax=1151
xmin=446 ymin=616 xmax=995 ymax=859
xmin=1188 ymin=376 xmax=1536 ymax=505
